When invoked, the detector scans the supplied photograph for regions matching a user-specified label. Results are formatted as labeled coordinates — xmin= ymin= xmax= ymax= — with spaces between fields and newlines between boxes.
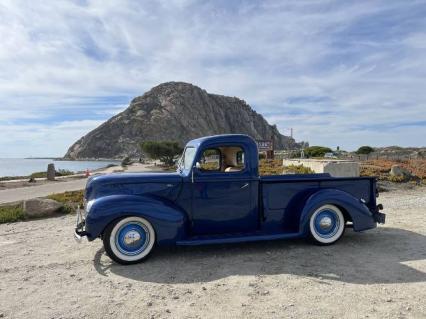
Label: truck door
xmin=191 ymin=146 xmax=258 ymax=235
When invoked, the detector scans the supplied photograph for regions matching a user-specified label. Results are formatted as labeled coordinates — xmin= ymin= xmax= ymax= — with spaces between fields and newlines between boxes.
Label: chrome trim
xmin=124 ymin=230 xmax=142 ymax=245
xmin=319 ymin=216 xmax=332 ymax=229
xmin=74 ymin=229 xmax=83 ymax=243
xmin=74 ymin=205 xmax=87 ymax=243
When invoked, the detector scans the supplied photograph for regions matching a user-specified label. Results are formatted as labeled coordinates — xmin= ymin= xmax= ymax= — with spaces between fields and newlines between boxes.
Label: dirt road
xmin=0 ymin=188 xmax=425 ymax=318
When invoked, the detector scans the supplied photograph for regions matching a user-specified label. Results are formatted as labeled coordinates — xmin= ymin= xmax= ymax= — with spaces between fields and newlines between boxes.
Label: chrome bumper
xmin=74 ymin=206 xmax=87 ymax=243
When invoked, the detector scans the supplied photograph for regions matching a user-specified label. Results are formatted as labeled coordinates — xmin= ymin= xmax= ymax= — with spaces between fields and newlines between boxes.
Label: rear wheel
xmin=308 ymin=204 xmax=345 ymax=245
xmin=103 ymin=216 xmax=156 ymax=265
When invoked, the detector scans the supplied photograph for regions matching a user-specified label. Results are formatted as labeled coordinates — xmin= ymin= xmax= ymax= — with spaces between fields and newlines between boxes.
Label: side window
xmin=199 ymin=148 xmax=221 ymax=171
xmin=183 ymin=147 xmax=196 ymax=170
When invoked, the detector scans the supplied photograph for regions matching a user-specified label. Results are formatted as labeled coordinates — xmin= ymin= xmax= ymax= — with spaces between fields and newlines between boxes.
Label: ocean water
xmin=0 ymin=158 xmax=121 ymax=177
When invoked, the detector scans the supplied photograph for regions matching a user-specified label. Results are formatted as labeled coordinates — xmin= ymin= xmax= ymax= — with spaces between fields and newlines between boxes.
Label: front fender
xmin=299 ymin=189 xmax=376 ymax=233
xmin=85 ymin=194 xmax=187 ymax=245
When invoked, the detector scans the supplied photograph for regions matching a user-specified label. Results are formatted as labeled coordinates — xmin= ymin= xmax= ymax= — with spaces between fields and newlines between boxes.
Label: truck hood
xmin=85 ymin=172 xmax=182 ymax=201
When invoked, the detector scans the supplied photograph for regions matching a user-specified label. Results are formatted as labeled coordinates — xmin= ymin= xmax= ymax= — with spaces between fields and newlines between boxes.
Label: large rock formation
xmin=65 ymin=82 xmax=301 ymax=159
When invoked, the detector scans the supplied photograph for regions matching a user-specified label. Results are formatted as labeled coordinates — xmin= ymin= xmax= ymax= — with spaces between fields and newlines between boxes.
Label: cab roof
xmin=186 ymin=134 xmax=256 ymax=148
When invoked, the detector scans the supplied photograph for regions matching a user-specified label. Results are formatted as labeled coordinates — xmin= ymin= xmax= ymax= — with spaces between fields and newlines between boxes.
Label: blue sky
xmin=0 ymin=0 xmax=425 ymax=157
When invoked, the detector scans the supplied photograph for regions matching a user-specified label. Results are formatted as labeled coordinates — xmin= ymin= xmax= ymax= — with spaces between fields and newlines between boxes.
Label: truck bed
xmin=260 ymin=174 xmax=377 ymax=232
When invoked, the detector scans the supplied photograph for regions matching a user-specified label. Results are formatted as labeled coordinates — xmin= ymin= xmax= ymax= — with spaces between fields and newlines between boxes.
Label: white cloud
xmin=0 ymin=0 xmax=425 ymax=156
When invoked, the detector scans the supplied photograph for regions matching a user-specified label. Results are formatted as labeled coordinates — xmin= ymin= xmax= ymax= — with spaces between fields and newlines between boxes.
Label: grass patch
xmin=0 ymin=176 xmax=29 ymax=181
xmin=30 ymin=169 xmax=75 ymax=179
xmin=30 ymin=171 xmax=47 ymax=178
xmin=47 ymin=190 xmax=84 ymax=207
xmin=56 ymin=169 xmax=74 ymax=176
xmin=0 ymin=204 xmax=25 ymax=224
xmin=47 ymin=190 xmax=84 ymax=215
xmin=259 ymin=160 xmax=315 ymax=175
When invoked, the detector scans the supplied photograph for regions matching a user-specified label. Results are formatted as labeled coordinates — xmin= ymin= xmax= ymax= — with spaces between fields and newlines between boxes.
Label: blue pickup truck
xmin=75 ymin=134 xmax=385 ymax=264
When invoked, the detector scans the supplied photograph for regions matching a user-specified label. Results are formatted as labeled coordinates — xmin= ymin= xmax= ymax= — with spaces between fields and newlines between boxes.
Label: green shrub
xmin=304 ymin=146 xmax=333 ymax=158
xmin=121 ymin=156 xmax=133 ymax=167
xmin=30 ymin=171 xmax=47 ymax=178
xmin=259 ymin=159 xmax=283 ymax=175
xmin=59 ymin=204 xmax=75 ymax=214
xmin=283 ymin=164 xmax=315 ymax=174
xmin=0 ymin=205 xmax=25 ymax=224
xmin=387 ymin=175 xmax=407 ymax=183
xmin=141 ymin=141 xmax=183 ymax=165
xmin=56 ymin=169 xmax=74 ymax=176
xmin=356 ymin=146 xmax=375 ymax=155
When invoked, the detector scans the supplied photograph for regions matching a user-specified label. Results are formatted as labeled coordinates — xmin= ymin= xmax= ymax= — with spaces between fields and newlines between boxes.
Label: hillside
xmin=64 ymin=82 xmax=301 ymax=159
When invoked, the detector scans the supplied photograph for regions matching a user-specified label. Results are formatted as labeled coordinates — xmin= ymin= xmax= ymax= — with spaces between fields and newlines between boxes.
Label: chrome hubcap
xmin=123 ymin=230 xmax=141 ymax=245
xmin=319 ymin=216 xmax=332 ymax=229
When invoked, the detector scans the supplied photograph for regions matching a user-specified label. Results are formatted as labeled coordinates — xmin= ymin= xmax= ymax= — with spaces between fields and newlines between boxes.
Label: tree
xmin=304 ymin=146 xmax=333 ymax=158
xmin=356 ymin=146 xmax=374 ymax=155
xmin=140 ymin=141 xmax=183 ymax=165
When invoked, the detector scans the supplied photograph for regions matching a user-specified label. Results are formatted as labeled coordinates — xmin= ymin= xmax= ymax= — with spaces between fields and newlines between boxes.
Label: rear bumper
xmin=373 ymin=204 xmax=386 ymax=224
xmin=374 ymin=211 xmax=386 ymax=224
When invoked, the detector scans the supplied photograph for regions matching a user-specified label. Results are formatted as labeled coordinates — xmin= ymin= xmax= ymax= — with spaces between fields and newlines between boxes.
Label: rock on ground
xmin=23 ymin=198 xmax=63 ymax=218
xmin=390 ymin=164 xmax=411 ymax=177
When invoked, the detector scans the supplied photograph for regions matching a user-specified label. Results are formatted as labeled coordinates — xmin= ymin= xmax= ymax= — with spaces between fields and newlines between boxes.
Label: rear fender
xmin=85 ymin=195 xmax=187 ymax=245
xmin=299 ymin=189 xmax=376 ymax=233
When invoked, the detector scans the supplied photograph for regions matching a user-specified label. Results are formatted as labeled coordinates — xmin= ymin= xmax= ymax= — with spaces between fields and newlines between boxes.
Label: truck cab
xmin=75 ymin=134 xmax=385 ymax=264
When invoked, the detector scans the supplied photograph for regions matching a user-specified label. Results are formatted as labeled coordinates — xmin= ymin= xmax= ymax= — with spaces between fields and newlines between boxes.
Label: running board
xmin=176 ymin=232 xmax=301 ymax=246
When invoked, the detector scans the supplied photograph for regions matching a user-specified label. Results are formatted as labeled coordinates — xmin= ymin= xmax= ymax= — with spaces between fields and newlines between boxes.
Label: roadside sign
xmin=256 ymin=140 xmax=273 ymax=152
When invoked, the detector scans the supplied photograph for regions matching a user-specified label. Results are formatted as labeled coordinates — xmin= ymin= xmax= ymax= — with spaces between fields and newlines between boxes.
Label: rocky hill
xmin=64 ymin=82 xmax=301 ymax=159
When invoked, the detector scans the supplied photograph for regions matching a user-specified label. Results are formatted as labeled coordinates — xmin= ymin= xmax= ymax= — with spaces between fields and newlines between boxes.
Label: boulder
xmin=23 ymin=198 xmax=63 ymax=218
xmin=390 ymin=165 xmax=411 ymax=178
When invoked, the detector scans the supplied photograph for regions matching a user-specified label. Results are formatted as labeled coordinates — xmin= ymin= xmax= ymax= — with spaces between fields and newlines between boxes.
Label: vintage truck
xmin=75 ymin=134 xmax=385 ymax=264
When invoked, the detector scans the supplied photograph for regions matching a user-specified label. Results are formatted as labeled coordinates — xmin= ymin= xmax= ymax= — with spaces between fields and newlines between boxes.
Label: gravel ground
xmin=0 ymin=187 xmax=425 ymax=319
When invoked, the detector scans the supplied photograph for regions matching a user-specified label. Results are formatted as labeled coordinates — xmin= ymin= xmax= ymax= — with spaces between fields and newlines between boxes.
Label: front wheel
xmin=103 ymin=216 xmax=156 ymax=265
xmin=308 ymin=204 xmax=345 ymax=245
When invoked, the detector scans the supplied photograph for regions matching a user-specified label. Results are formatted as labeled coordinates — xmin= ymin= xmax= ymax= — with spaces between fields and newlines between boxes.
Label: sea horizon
xmin=0 ymin=158 xmax=120 ymax=178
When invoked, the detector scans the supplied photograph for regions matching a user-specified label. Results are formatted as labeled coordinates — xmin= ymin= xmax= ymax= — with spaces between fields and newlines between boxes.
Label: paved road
xmin=0 ymin=178 xmax=87 ymax=204
xmin=0 ymin=164 xmax=164 ymax=204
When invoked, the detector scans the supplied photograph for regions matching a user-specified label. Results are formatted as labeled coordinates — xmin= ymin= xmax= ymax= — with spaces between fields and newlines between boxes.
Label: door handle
xmin=240 ymin=183 xmax=249 ymax=189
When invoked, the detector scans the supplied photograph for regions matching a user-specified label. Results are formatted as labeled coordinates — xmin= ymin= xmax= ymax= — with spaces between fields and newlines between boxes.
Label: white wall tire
xmin=103 ymin=216 xmax=156 ymax=265
xmin=309 ymin=204 xmax=345 ymax=245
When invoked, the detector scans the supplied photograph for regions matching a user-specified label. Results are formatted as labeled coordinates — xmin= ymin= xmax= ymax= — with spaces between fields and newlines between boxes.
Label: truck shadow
xmin=93 ymin=227 xmax=426 ymax=284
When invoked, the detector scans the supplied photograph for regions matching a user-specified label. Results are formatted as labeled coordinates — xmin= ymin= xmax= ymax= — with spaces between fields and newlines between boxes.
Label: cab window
xmin=198 ymin=146 xmax=245 ymax=173
xmin=199 ymin=148 xmax=221 ymax=171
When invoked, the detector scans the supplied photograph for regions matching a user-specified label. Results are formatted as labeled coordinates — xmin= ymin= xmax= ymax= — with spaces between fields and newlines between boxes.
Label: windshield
xmin=179 ymin=146 xmax=196 ymax=171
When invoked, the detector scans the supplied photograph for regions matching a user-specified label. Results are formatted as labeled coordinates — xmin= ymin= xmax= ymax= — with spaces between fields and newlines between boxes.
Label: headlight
xmin=86 ymin=199 xmax=95 ymax=214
